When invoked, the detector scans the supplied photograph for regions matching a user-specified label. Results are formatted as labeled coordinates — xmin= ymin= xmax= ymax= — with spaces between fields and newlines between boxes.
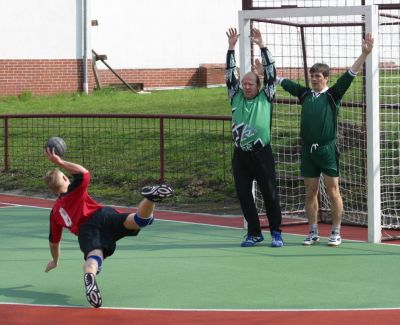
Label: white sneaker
xmin=140 ymin=184 xmax=174 ymax=202
xmin=303 ymin=233 xmax=320 ymax=245
xmin=328 ymin=232 xmax=342 ymax=246
xmin=84 ymin=273 xmax=102 ymax=308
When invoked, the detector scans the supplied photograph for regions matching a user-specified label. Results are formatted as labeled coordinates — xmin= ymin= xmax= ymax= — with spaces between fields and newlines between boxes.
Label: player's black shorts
xmin=78 ymin=206 xmax=140 ymax=259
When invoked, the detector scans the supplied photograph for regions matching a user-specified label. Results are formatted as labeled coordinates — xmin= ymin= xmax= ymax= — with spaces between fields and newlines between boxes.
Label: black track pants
xmin=232 ymin=144 xmax=282 ymax=236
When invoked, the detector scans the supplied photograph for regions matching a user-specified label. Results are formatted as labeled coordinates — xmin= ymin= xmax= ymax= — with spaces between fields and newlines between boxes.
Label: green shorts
xmin=301 ymin=141 xmax=339 ymax=178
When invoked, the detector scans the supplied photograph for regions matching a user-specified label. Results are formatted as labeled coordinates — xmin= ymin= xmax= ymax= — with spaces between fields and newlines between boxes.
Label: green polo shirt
xmin=280 ymin=71 xmax=355 ymax=145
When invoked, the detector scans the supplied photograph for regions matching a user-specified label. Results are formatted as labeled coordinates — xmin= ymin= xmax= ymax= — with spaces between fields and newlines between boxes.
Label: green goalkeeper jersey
xmin=280 ymin=71 xmax=355 ymax=145
xmin=226 ymin=48 xmax=276 ymax=151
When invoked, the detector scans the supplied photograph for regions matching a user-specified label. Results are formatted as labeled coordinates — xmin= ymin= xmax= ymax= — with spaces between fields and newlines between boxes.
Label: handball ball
xmin=45 ymin=137 xmax=67 ymax=157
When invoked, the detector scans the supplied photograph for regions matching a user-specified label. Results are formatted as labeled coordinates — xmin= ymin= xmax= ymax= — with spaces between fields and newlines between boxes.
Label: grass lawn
xmin=0 ymin=77 xmax=399 ymax=215
xmin=0 ymin=87 xmax=241 ymax=213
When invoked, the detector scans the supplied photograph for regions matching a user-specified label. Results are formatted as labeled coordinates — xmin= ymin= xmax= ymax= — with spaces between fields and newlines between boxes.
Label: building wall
xmin=0 ymin=59 xmax=90 ymax=96
xmin=91 ymin=0 xmax=241 ymax=90
xmin=0 ymin=0 xmax=90 ymax=96
xmin=0 ymin=0 xmax=241 ymax=96
xmin=0 ymin=0 xmax=82 ymax=59
xmin=91 ymin=0 xmax=241 ymax=69
xmin=94 ymin=63 xmax=226 ymax=90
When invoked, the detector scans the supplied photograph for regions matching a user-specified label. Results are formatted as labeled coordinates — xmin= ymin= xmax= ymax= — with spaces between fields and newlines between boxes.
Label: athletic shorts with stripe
xmin=78 ymin=206 xmax=140 ymax=259
xmin=301 ymin=141 xmax=340 ymax=178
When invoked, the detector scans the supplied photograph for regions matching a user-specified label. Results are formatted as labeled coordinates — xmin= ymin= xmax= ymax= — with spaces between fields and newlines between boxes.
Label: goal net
xmin=240 ymin=3 xmax=400 ymax=241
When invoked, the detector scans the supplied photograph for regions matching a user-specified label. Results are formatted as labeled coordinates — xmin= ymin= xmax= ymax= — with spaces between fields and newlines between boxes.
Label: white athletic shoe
xmin=84 ymin=273 xmax=102 ymax=308
xmin=303 ymin=232 xmax=320 ymax=245
xmin=140 ymin=184 xmax=174 ymax=202
xmin=328 ymin=232 xmax=342 ymax=246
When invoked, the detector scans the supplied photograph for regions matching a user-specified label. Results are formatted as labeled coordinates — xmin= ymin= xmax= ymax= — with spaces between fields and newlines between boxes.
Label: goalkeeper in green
xmin=278 ymin=33 xmax=374 ymax=246
xmin=226 ymin=27 xmax=283 ymax=248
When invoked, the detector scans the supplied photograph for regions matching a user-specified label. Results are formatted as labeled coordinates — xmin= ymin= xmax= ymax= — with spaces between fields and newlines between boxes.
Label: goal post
xmin=238 ymin=6 xmax=382 ymax=242
xmin=364 ymin=5 xmax=381 ymax=243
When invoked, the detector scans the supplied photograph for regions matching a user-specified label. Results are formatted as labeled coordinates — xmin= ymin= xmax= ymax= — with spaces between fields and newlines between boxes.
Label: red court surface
xmin=1 ymin=193 xmax=400 ymax=325
xmin=1 ymin=304 xmax=400 ymax=325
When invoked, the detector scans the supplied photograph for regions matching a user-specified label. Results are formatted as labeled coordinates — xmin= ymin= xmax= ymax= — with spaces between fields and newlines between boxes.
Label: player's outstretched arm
xmin=226 ymin=28 xmax=241 ymax=99
xmin=44 ymin=147 xmax=88 ymax=174
xmin=351 ymin=32 xmax=374 ymax=73
xmin=45 ymin=242 xmax=60 ymax=272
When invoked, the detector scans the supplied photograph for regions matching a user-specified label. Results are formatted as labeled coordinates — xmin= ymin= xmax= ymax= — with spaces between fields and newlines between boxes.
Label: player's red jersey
xmin=49 ymin=172 xmax=103 ymax=243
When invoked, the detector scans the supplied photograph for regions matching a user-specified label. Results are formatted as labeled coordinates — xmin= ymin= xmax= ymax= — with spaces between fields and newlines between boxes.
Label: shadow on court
xmin=0 ymin=285 xmax=73 ymax=306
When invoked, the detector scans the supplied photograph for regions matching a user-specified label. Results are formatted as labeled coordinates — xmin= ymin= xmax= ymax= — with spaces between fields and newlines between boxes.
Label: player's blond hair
xmin=43 ymin=168 xmax=64 ymax=194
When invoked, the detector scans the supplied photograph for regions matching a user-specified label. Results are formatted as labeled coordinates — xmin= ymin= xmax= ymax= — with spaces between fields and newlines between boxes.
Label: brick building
xmin=0 ymin=0 xmax=241 ymax=96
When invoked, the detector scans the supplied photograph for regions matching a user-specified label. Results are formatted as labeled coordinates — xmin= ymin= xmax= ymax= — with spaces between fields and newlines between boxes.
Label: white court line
xmin=0 ymin=203 xmax=23 ymax=208
xmin=0 ymin=202 xmax=51 ymax=210
xmin=2 ymin=201 xmax=400 ymax=246
xmin=0 ymin=302 xmax=400 ymax=312
xmin=0 ymin=202 xmax=369 ymax=243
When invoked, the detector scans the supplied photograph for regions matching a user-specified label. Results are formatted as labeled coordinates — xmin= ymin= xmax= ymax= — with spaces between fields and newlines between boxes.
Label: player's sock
xmin=134 ymin=213 xmax=154 ymax=227
xmin=310 ymin=223 xmax=318 ymax=235
xmin=87 ymin=255 xmax=103 ymax=275
xmin=332 ymin=225 xmax=340 ymax=235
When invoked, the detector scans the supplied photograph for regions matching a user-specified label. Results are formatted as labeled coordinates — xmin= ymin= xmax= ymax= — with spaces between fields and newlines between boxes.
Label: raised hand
xmin=250 ymin=27 xmax=265 ymax=48
xmin=44 ymin=147 xmax=63 ymax=165
xmin=252 ymin=58 xmax=263 ymax=76
xmin=362 ymin=32 xmax=374 ymax=55
xmin=226 ymin=27 xmax=240 ymax=50
xmin=350 ymin=33 xmax=375 ymax=73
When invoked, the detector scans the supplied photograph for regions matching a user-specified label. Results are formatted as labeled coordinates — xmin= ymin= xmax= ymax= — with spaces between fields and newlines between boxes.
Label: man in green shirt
xmin=278 ymin=33 xmax=374 ymax=246
xmin=226 ymin=27 xmax=283 ymax=248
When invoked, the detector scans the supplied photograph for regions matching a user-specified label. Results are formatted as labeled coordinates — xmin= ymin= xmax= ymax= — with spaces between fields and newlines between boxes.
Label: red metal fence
xmin=0 ymin=114 xmax=233 ymax=188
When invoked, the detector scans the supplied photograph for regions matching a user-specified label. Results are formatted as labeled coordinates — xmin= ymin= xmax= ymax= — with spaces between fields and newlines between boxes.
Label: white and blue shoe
xmin=271 ymin=230 xmax=284 ymax=247
xmin=328 ymin=232 xmax=342 ymax=246
xmin=141 ymin=184 xmax=174 ymax=202
xmin=303 ymin=232 xmax=320 ymax=245
xmin=84 ymin=273 xmax=102 ymax=308
xmin=241 ymin=234 xmax=264 ymax=247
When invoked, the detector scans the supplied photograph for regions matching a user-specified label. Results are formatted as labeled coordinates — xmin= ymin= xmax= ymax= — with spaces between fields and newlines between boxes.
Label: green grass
xmin=0 ymin=78 xmax=399 ymax=214
xmin=0 ymin=87 xmax=239 ymax=212
xmin=0 ymin=87 xmax=230 ymax=115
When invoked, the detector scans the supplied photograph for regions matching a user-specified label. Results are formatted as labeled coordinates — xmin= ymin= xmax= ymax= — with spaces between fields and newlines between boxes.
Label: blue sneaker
xmin=271 ymin=230 xmax=284 ymax=247
xmin=240 ymin=234 xmax=264 ymax=247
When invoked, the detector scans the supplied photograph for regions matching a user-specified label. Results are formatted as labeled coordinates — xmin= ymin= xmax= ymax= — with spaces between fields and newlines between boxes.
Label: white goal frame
xmin=238 ymin=5 xmax=381 ymax=243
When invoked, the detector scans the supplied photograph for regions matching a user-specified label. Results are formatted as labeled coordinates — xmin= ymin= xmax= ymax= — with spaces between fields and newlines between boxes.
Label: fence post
xmin=159 ymin=117 xmax=165 ymax=182
xmin=3 ymin=117 xmax=9 ymax=172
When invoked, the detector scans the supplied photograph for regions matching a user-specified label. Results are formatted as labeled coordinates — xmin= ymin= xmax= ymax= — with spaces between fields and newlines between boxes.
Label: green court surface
xmin=1 ymin=205 xmax=399 ymax=310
